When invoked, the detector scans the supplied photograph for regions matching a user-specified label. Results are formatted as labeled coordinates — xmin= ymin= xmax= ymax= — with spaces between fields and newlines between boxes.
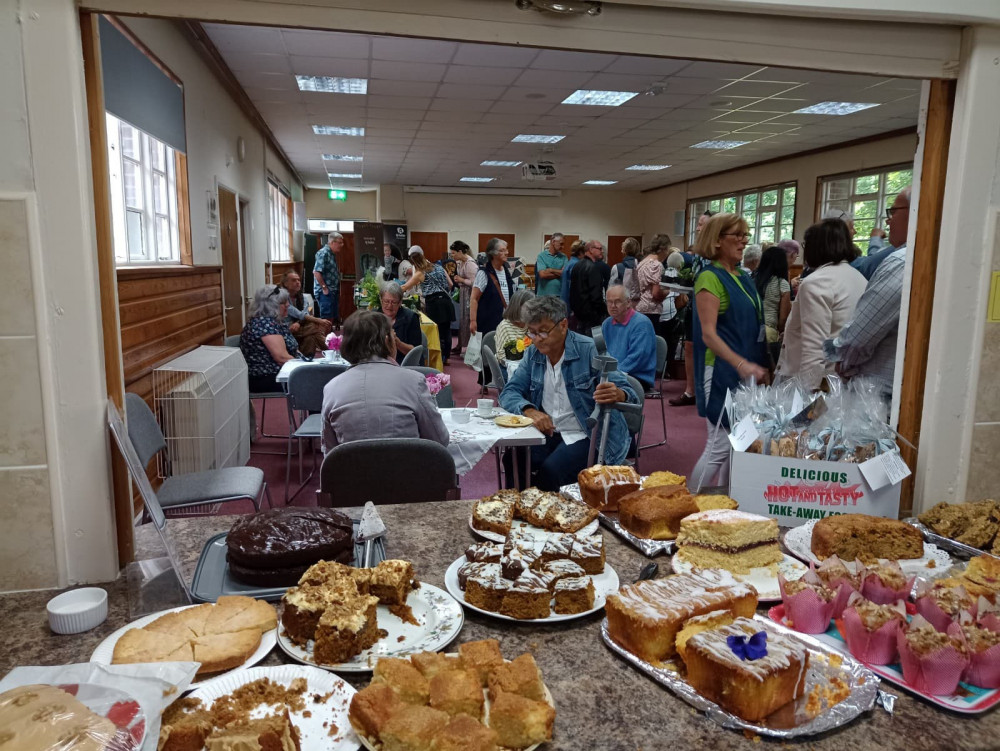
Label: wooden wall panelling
xmin=267 ymin=261 xmax=302 ymax=284
xmin=411 ymin=231 xmax=449 ymax=263
xmin=897 ymin=79 xmax=956 ymax=517
xmin=339 ymin=233 xmax=356 ymax=323
xmin=607 ymin=235 xmax=642 ymax=267
xmin=81 ymin=11 xmax=134 ymax=564
xmin=479 ymin=233 xmax=516 ymax=258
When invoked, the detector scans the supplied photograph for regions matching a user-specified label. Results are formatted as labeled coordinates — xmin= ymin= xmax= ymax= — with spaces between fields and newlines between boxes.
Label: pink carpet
xmin=243 ymin=340 xmax=709 ymax=508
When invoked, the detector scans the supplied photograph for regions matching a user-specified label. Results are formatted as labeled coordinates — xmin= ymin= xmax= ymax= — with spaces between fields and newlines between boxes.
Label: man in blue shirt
xmin=601 ymin=284 xmax=657 ymax=391
xmin=535 ymin=232 xmax=567 ymax=296
xmin=313 ymin=232 xmax=344 ymax=326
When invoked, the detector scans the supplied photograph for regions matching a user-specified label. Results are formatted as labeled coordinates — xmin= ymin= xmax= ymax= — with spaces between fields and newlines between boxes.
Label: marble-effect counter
xmin=0 ymin=500 xmax=995 ymax=750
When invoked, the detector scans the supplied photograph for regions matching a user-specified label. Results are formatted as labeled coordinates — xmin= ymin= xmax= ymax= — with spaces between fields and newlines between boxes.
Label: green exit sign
xmin=328 ymin=190 xmax=347 ymax=201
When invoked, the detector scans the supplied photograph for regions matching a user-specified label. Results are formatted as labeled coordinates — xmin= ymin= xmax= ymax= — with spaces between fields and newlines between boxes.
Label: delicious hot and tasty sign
xmin=729 ymin=452 xmax=901 ymax=527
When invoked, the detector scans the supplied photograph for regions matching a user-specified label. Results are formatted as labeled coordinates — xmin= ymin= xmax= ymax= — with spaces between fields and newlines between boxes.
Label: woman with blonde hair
xmin=402 ymin=245 xmax=455 ymax=364
xmin=690 ymin=213 xmax=769 ymax=490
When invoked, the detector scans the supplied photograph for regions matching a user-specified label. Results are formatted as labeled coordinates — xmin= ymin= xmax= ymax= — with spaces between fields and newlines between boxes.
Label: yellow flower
xmin=516 ymin=339 xmax=525 ymax=353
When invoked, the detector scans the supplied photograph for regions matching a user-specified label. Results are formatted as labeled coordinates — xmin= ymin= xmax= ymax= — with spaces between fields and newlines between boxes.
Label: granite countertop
xmin=1 ymin=500 xmax=996 ymax=750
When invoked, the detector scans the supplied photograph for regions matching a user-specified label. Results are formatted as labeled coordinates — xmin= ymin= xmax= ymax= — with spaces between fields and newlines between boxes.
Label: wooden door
xmin=478 ymin=233 xmax=516 ymax=258
xmin=338 ymin=233 xmax=356 ymax=323
xmin=543 ymin=234 xmax=580 ymax=257
xmin=219 ymin=186 xmax=243 ymax=336
xmin=411 ymin=231 xmax=449 ymax=263
xmin=607 ymin=235 xmax=642 ymax=268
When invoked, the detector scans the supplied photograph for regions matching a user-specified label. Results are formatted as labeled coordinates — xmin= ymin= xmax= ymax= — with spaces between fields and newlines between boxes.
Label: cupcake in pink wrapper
xmin=962 ymin=618 xmax=1000 ymax=688
xmin=914 ymin=579 xmax=976 ymax=633
xmin=779 ymin=571 xmax=838 ymax=634
xmin=839 ymin=593 xmax=906 ymax=665
xmin=812 ymin=555 xmax=859 ymax=618
xmin=976 ymin=596 xmax=1000 ymax=633
xmin=897 ymin=615 xmax=970 ymax=695
xmin=859 ymin=561 xmax=915 ymax=605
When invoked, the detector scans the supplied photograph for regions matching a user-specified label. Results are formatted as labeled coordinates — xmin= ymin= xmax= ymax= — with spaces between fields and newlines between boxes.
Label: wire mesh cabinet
xmin=153 ymin=345 xmax=250 ymax=477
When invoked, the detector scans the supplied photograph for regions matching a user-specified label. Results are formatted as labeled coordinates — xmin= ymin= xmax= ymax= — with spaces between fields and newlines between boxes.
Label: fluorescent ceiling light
xmin=313 ymin=125 xmax=365 ymax=136
xmin=793 ymin=101 xmax=879 ymax=116
xmin=511 ymin=134 xmax=564 ymax=144
xmin=481 ymin=160 xmax=522 ymax=167
xmin=690 ymin=140 xmax=749 ymax=150
xmin=460 ymin=177 xmax=495 ymax=183
xmin=626 ymin=164 xmax=670 ymax=171
xmin=562 ymin=89 xmax=638 ymax=107
xmin=296 ymin=76 xmax=368 ymax=94
xmin=583 ymin=180 xmax=617 ymax=185
xmin=328 ymin=173 xmax=362 ymax=179
xmin=322 ymin=154 xmax=363 ymax=162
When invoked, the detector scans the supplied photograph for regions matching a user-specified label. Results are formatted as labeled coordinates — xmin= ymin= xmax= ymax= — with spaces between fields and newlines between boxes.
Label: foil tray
xmin=904 ymin=518 xmax=1000 ymax=562
xmin=560 ymin=483 xmax=673 ymax=558
xmin=601 ymin=614 xmax=880 ymax=738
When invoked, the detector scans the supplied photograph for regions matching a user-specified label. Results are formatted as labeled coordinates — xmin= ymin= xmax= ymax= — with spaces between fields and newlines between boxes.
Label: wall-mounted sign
xmin=328 ymin=190 xmax=347 ymax=201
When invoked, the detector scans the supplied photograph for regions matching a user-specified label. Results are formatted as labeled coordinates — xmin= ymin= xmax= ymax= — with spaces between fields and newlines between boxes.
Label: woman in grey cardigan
xmin=321 ymin=310 xmax=449 ymax=452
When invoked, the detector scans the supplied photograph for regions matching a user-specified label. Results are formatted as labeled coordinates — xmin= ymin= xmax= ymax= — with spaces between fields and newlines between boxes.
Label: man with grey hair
xmin=824 ymin=186 xmax=912 ymax=396
xmin=569 ymin=238 xmax=609 ymax=333
xmin=850 ymin=188 xmax=910 ymax=280
xmin=500 ymin=295 xmax=638 ymax=490
xmin=742 ymin=244 xmax=762 ymax=274
xmin=314 ymin=232 xmax=344 ymax=327
xmin=536 ymin=232 xmax=567 ymax=297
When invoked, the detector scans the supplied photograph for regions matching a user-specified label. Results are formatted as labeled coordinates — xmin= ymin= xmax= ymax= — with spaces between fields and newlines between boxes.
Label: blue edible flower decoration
xmin=727 ymin=631 xmax=768 ymax=661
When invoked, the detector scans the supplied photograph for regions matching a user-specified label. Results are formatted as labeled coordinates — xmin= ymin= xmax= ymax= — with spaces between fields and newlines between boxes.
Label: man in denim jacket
xmin=500 ymin=295 xmax=639 ymax=490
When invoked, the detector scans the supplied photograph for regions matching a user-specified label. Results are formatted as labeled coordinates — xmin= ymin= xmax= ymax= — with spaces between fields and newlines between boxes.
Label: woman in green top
xmin=690 ymin=213 xmax=769 ymax=491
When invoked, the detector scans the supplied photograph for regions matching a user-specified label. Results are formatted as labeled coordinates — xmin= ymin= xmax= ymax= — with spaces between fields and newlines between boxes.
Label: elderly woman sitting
xmin=380 ymin=282 xmax=422 ymax=364
xmin=240 ymin=284 xmax=299 ymax=392
xmin=499 ymin=295 xmax=639 ymax=490
xmin=321 ymin=310 xmax=448 ymax=452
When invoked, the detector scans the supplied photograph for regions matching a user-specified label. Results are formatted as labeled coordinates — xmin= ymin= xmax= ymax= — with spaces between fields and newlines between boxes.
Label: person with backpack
xmin=608 ymin=237 xmax=642 ymax=308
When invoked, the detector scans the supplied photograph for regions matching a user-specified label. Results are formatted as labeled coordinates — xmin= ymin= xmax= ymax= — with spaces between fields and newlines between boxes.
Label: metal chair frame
xmin=639 ymin=335 xmax=669 ymax=450
xmin=284 ymin=363 xmax=348 ymax=504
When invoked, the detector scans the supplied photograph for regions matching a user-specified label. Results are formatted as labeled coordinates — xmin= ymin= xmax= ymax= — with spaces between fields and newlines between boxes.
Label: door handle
xmin=225 ymin=306 xmax=235 ymax=311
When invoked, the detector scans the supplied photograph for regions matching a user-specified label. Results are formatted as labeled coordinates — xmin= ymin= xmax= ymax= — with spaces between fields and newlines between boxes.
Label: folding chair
xmin=319 ymin=438 xmax=459 ymax=506
xmin=404 ymin=365 xmax=455 ymax=407
xmin=401 ymin=345 xmax=427 ymax=367
xmin=639 ymin=335 xmax=669 ymax=450
xmin=223 ymin=334 xmax=288 ymax=442
xmin=285 ymin=363 xmax=348 ymax=503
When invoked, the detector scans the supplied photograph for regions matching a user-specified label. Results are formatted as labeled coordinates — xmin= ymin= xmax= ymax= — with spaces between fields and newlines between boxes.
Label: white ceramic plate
xmin=90 ymin=604 xmax=276 ymax=690
xmin=444 ymin=555 xmax=619 ymax=623
xmin=670 ymin=553 xmax=807 ymax=602
xmin=784 ymin=520 xmax=955 ymax=578
xmin=469 ymin=516 xmax=600 ymax=544
xmin=353 ymin=661 xmax=555 ymax=751
xmin=277 ymin=583 xmax=463 ymax=673
xmin=189 ymin=664 xmax=358 ymax=751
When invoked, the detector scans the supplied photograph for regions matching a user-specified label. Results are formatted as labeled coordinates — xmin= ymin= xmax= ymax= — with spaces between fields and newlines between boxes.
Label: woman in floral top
xmin=402 ymin=245 xmax=455 ymax=364
xmin=240 ymin=284 xmax=299 ymax=392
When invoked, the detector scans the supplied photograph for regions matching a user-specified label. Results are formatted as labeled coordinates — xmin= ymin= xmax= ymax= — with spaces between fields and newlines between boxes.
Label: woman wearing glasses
xmin=240 ymin=284 xmax=299 ymax=393
xmin=690 ymin=213 xmax=769 ymax=491
xmin=499 ymin=295 xmax=639 ymax=491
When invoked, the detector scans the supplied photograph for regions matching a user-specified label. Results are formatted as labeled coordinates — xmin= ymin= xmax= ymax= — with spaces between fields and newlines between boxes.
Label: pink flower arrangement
xmin=325 ymin=333 xmax=343 ymax=351
xmin=425 ymin=373 xmax=451 ymax=396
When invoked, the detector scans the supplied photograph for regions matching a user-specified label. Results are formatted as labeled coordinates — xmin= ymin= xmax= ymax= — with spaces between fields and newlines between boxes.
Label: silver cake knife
xmin=357 ymin=501 xmax=386 ymax=568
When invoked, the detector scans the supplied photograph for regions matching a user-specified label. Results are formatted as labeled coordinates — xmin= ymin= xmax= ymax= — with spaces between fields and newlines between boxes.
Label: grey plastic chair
xmin=223 ymin=332 xmax=288 ymax=442
xmin=319 ymin=438 xmax=459 ymax=506
xmin=482 ymin=330 xmax=496 ymax=357
xmin=481 ymin=344 xmax=507 ymax=393
xmin=123 ymin=393 xmax=271 ymax=515
xmin=623 ymin=374 xmax=648 ymax=473
xmin=591 ymin=327 xmax=607 ymax=354
xmin=285 ymin=363 xmax=348 ymax=503
xmin=639 ymin=335 xmax=669 ymax=450
xmin=401 ymin=344 xmax=426 ymax=367
xmin=223 ymin=334 xmax=241 ymax=347
xmin=403 ymin=365 xmax=455 ymax=408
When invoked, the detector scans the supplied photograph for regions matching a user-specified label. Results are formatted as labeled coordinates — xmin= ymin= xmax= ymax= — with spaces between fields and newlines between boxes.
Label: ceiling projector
xmin=522 ymin=162 xmax=557 ymax=181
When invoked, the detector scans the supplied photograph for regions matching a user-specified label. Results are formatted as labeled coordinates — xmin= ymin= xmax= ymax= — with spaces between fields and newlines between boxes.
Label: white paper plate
xmin=189 ymin=664 xmax=358 ymax=751
xmin=444 ymin=555 xmax=619 ymax=623
xmin=469 ymin=515 xmax=599 ymax=544
xmin=784 ymin=519 xmax=955 ymax=578
xmin=353 ymin=661 xmax=555 ymax=751
xmin=670 ymin=553 xmax=807 ymax=602
xmin=277 ymin=583 xmax=463 ymax=673
xmin=90 ymin=604 xmax=276 ymax=690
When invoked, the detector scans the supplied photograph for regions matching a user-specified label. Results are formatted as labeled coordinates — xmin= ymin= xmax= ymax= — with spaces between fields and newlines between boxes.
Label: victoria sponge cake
xmin=675 ymin=509 xmax=782 ymax=574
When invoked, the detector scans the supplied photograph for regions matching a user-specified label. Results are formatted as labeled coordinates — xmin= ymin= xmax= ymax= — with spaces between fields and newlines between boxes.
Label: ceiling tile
xmin=371 ymin=60 xmax=447 ymax=83
xmin=453 ymin=43 xmax=540 ymax=68
xmin=365 ymin=95 xmax=432 ymax=110
xmin=429 ymin=98 xmax=493 ymax=113
xmin=234 ymin=71 xmax=296 ymax=91
xmin=490 ymin=100 xmax=554 ymax=115
xmin=531 ymin=50 xmax=612 ymax=72
xmin=289 ymin=56 xmax=369 ymax=79
xmin=602 ymin=56 xmax=690 ymax=76
xmin=366 ymin=80 xmax=440 ymax=98
xmin=443 ymin=65 xmax=521 ymax=86
xmin=280 ymin=30 xmax=369 ymax=58
xmin=205 ymin=24 xmax=286 ymax=54
xmin=372 ymin=37 xmax=457 ymax=63
xmin=243 ymin=86 xmax=302 ymax=103
xmin=436 ymin=83 xmax=510 ymax=100
xmin=513 ymin=69 xmax=593 ymax=89
xmin=676 ymin=62 xmax=766 ymax=80
xmin=366 ymin=108 xmax=428 ymax=122
xmin=223 ymin=52 xmax=292 ymax=74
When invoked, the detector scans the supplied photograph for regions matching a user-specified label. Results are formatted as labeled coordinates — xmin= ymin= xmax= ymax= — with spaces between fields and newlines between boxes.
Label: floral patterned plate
xmin=277 ymin=583 xmax=463 ymax=673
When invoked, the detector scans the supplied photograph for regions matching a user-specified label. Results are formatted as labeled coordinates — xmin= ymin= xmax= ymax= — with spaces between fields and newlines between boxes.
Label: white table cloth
xmin=440 ymin=407 xmax=544 ymax=476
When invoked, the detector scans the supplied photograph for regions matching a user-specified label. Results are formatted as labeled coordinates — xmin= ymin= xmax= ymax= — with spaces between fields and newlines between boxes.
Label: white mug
xmin=452 ymin=409 xmax=471 ymax=424
xmin=324 ymin=350 xmax=338 ymax=362
xmin=477 ymin=399 xmax=494 ymax=417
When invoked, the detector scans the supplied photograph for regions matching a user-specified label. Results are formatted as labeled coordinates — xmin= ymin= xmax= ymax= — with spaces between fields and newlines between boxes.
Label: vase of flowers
xmin=425 ymin=372 xmax=451 ymax=396
xmin=502 ymin=336 xmax=532 ymax=362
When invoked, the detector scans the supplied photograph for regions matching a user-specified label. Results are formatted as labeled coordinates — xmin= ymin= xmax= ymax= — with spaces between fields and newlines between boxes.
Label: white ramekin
xmin=46 ymin=587 xmax=109 ymax=634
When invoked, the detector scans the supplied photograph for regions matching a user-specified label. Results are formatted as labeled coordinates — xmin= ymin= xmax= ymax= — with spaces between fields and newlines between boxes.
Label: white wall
xmin=642 ymin=132 xmax=919 ymax=243
xmin=401 ymin=189 xmax=646 ymax=257
xmin=120 ymin=17 xmax=303 ymax=291
xmin=305 ymin=189 xmax=377 ymax=222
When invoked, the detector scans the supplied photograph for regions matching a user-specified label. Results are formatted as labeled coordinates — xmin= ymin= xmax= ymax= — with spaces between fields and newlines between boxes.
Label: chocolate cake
xmin=226 ymin=507 xmax=355 ymax=586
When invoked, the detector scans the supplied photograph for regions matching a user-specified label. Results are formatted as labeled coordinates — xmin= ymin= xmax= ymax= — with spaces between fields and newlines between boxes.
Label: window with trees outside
xmin=819 ymin=165 xmax=913 ymax=253
xmin=106 ymin=112 xmax=181 ymax=265
xmin=268 ymin=181 xmax=292 ymax=262
xmin=688 ymin=182 xmax=796 ymax=248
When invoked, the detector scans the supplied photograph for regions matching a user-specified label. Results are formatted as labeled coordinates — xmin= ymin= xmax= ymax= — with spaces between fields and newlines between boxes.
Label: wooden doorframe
xmin=897 ymin=79 xmax=957 ymax=516
xmin=217 ymin=182 xmax=245 ymax=336
xmin=239 ymin=196 xmax=251 ymax=319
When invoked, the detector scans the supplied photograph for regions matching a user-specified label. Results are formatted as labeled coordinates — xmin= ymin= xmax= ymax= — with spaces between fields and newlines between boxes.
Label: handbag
xmin=464 ymin=332 xmax=483 ymax=372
